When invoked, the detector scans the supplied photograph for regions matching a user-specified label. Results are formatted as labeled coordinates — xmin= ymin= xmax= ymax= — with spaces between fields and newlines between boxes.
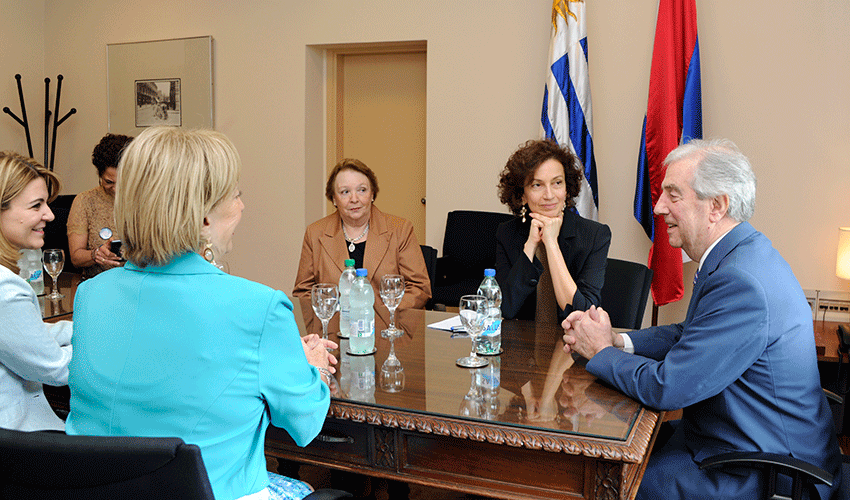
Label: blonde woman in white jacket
xmin=0 ymin=151 xmax=71 ymax=431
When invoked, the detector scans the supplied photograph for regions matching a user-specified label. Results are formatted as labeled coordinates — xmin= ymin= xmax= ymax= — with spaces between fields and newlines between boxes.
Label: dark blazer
xmin=588 ymin=222 xmax=842 ymax=500
xmin=495 ymin=211 xmax=611 ymax=322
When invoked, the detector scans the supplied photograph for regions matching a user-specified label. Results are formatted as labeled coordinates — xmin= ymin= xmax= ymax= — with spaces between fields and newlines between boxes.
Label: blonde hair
xmin=0 ymin=152 xmax=60 ymax=272
xmin=114 ymin=127 xmax=240 ymax=267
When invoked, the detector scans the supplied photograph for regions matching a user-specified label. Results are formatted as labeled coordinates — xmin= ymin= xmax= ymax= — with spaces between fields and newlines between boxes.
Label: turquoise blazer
xmin=588 ymin=222 xmax=841 ymax=500
xmin=66 ymin=252 xmax=330 ymax=500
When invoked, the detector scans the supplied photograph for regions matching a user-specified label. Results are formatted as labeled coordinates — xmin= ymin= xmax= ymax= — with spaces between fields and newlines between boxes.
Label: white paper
xmin=427 ymin=315 xmax=465 ymax=332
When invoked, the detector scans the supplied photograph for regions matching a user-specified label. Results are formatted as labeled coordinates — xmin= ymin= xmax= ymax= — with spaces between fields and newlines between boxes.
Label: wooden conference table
xmin=42 ymin=277 xmax=840 ymax=498
xmin=265 ymin=300 xmax=664 ymax=500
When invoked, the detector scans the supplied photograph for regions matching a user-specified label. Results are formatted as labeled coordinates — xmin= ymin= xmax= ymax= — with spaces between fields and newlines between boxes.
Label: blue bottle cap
xmin=356 ymin=268 xmax=368 ymax=277
xmin=484 ymin=268 xmax=496 ymax=277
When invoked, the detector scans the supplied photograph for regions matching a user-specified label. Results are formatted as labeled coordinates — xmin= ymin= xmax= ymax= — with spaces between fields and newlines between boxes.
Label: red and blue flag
xmin=634 ymin=0 xmax=702 ymax=306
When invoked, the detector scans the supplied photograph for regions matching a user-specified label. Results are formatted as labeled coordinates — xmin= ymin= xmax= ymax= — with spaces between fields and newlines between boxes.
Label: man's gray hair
xmin=664 ymin=138 xmax=757 ymax=222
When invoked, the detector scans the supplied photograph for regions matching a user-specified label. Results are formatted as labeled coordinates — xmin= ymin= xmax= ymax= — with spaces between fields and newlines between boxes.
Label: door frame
xmin=304 ymin=40 xmax=427 ymax=229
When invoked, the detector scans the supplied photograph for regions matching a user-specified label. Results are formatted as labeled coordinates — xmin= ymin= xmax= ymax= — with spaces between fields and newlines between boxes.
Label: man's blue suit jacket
xmin=588 ymin=222 xmax=841 ymax=500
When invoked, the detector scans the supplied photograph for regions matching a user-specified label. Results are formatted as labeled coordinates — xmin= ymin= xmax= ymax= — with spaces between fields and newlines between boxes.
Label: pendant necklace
xmin=342 ymin=221 xmax=369 ymax=252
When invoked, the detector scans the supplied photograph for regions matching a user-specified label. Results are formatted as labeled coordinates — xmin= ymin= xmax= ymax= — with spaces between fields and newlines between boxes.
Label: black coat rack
xmin=3 ymin=74 xmax=76 ymax=171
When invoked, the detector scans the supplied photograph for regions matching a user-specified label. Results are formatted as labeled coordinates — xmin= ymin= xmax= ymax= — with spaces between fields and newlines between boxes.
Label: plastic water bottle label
xmin=352 ymin=318 xmax=374 ymax=337
xmin=483 ymin=317 xmax=501 ymax=336
xmin=477 ymin=316 xmax=501 ymax=355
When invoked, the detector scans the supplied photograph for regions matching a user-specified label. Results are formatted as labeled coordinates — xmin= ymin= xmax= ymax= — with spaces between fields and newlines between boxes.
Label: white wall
xmin=9 ymin=0 xmax=847 ymax=327
xmin=0 ymin=1 xmax=45 ymax=158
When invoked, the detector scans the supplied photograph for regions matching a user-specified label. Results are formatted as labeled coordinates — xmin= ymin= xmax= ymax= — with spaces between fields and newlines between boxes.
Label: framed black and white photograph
xmin=107 ymin=36 xmax=213 ymax=134
xmin=134 ymin=79 xmax=181 ymax=127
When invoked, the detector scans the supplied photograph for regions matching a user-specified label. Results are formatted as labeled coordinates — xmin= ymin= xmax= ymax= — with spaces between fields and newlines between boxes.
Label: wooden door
xmin=328 ymin=45 xmax=427 ymax=243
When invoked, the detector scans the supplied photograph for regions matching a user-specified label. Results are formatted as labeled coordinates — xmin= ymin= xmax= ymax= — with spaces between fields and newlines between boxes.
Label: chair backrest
xmin=420 ymin=244 xmax=437 ymax=285
xmin=44 ymin=194 xmax=80 ymax=274
xmin=600 ymin=258 xmax=653 ymax=330
xmin=0 ymin=428 xmax=214 ymax=500
xmin=432 ymin=210 xmax=514 ymax=308
xmin=441 ymin=210 xmax=514 ymax=279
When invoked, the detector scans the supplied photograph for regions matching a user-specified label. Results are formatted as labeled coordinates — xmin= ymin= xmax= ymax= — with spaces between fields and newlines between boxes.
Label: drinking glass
xmin=458 ymin=368 xmax=484 ymax=418
xmin=456 ymin=295 xmax=489 ymax=368
xmin=311 ymin=283 xmax=339 ymax=342
xmin=42 ymin=249 xmax=64 ymax=300
xmin=380 ymin=334 xmax=405 ymax=393
xmin=380 ymin=274 xmax=405 ymax=339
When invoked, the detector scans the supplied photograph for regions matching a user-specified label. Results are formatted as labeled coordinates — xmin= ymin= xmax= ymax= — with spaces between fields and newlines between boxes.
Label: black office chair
xmin=44 ymin=194 xmax=80 ymax=274
xmin=0 ymin=428 xmax=353 ymax=500
xmin=600 ymin=258 xmax=653 ymax=330
xmin=0 ymin=429 xmax=214 ymax=499
xmin=420 ymin=244 xmax=438 ymax=310
xmin=699 ymin=388 xmax=849 ymax=500
xmin=432 ymin=210 xmax=514 ymax=308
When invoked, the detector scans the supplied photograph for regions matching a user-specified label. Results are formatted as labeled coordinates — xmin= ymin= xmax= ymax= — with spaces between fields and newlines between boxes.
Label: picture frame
xmin=107 ymin=36 xmax=212 ymax=134
xmin=134 ymin=78 xmax=181 ymax=127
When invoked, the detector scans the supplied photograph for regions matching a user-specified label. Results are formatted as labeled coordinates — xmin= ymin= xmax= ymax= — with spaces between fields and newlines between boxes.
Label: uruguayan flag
xmin=541 ymin=0 xmax=598 ymax=221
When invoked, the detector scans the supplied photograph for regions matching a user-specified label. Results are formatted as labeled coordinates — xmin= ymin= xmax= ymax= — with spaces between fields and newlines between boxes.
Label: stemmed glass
xmin=311 ymin=283 xmax=339 ymax=342
xmin=380 ymin=334 xmax=405 ymax=393
xmin=456 ymin=295 xmax=489 ymax=368
xmin=379 ymin=274 xmax=405 ymax=339
xmin=42 ymin=249 xmax=65 ymax=300
xmin=458 ymin=368 xmax=484 ymax=418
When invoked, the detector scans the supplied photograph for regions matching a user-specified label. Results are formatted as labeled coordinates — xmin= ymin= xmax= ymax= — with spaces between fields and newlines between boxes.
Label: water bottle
xmin=338 ymin=338 xmax=352 ymax=396
xmin=348 ymin=353 xmax=376 ymax=403
xmin=338 ymin=259 xmax=357 ymax=337
xmin=477 ymin=357 xmax=501 ymax=420
xmin=17 ymin=249 xmax=44 ymax=295
xmin=476 ymin=268 xmax=502 ymax=355
xmin=348 ymin=268 xmax=376 ymax=354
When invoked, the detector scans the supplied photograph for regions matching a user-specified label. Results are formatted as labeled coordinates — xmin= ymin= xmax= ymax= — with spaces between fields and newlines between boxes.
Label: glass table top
xmin=294 ymin=298 xmax=642 ymax=442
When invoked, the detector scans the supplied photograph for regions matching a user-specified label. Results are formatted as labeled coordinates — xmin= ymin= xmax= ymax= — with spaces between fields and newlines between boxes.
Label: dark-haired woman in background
xmin=67 ymin=133 xmax=133 ymax=278
xmin=495 ymin=139 xmax=610 ymax=324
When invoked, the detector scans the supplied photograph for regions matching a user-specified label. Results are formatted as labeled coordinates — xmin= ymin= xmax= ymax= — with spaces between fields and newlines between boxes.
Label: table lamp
xmin=836 ymin=228 xmax=850 ymax=353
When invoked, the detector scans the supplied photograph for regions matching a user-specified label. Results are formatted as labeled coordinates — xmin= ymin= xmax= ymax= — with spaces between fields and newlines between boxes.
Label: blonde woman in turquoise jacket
xmin=66 ymin=127 xmax=337 ymax=500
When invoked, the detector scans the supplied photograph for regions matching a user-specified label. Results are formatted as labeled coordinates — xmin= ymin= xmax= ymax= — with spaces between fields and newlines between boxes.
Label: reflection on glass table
xmin=380 ymin=331 xmax=404 ymax=393
xmin=40 ymin=273 xmax=81 ymax=321
xmin=292 ymin=300 xmax=643 ymax=442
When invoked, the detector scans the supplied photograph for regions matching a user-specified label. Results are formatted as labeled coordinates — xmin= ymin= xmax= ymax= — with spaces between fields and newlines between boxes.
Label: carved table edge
xmin=325 ymin=402 xmax=660 ymax=464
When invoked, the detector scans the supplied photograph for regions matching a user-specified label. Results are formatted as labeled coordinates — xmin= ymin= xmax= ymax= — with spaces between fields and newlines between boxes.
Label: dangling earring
xmin=203 ymin=241 xmax=216 ymax=265
xmin=520 ymin=205 xmax=527 ymax=223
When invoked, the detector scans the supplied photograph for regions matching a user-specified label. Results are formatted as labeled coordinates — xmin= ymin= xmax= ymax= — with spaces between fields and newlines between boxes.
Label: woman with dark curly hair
xmin=495 ymin=139 xmax=610 ymax=323
xmin=67 ymin=133 xmax=133 ymax=278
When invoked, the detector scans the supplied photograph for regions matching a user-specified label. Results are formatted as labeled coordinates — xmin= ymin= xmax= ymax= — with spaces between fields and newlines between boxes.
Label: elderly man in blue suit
xmin=562 ymin=139 xmax=841 ymax=500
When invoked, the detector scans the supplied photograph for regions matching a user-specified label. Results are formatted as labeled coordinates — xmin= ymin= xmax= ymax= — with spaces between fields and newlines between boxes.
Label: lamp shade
xmin=837 ymin=228 xmax=850 ymax=280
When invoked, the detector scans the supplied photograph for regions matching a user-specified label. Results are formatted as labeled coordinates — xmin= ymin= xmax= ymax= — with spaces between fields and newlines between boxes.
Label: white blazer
xmin=0 ymin=265 xmax=72 ymax=431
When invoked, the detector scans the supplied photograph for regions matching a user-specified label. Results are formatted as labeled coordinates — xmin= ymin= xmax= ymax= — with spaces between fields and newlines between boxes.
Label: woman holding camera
xmin=67 ymin=133 xmax=133 ymax=277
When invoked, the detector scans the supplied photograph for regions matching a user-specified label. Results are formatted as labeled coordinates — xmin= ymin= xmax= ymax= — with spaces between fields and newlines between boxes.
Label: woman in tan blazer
xmin=293 ymin=159 xmax=431 ymax=312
